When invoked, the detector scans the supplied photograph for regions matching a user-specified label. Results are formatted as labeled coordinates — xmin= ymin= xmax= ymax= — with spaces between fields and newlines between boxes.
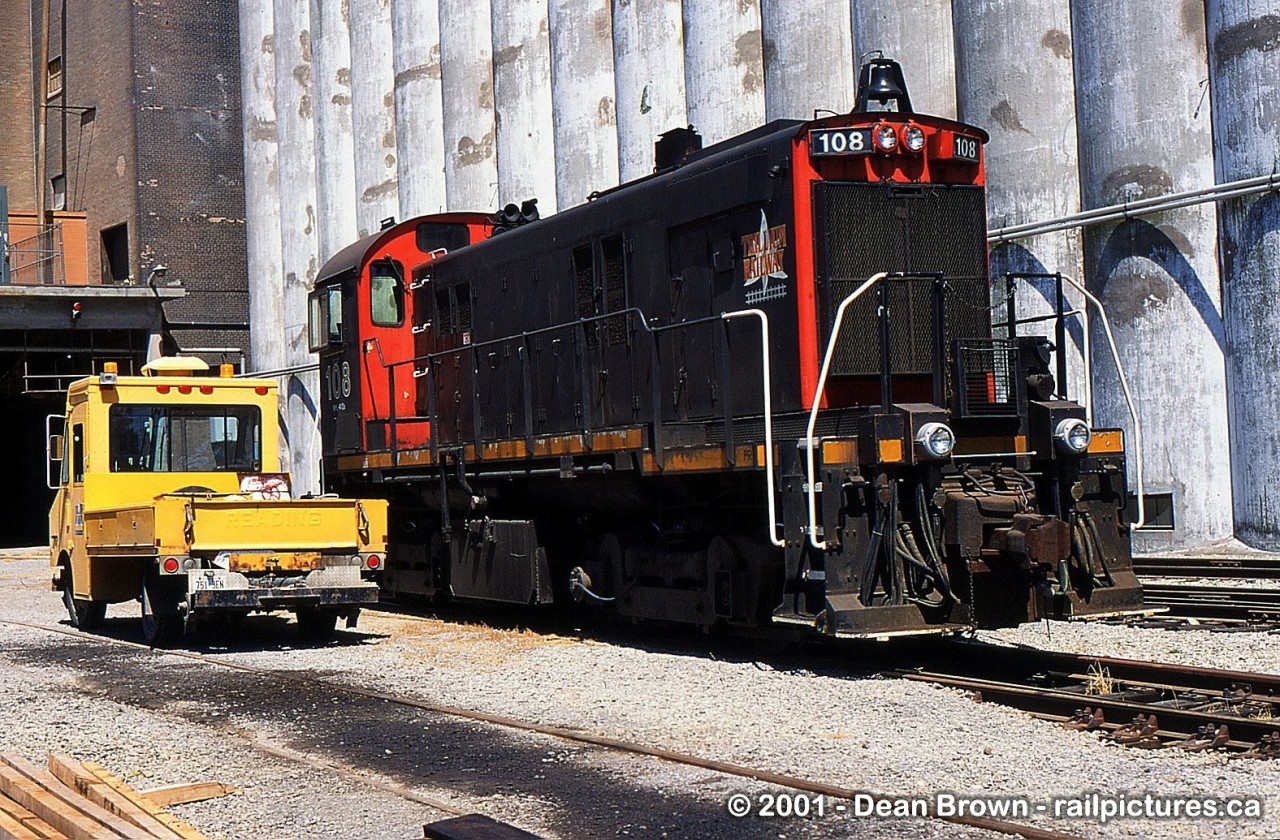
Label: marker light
xmin=1054 ymin=418 xmax=1092 ymax=455
xmin=902 ymin=124 xmax=926 ymax=153
xmin=915 ymin=422 xmax=956 ymax=458
xmin=365 ymin=554 xmax=382 ymax=570
xmin=161 ymin=557 xmax=180 ymax=574
xmin=873 ymin=123 xmax=898 ymax=152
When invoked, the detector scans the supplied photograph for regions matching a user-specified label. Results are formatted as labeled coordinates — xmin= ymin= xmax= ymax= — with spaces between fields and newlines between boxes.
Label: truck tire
xmin=60 ymin=560 xmax=107 ymax=630
xmin=140 ymin=574 xmax=182 ymax=647
xmin=295 ymin=608 xmax=338 ymax=641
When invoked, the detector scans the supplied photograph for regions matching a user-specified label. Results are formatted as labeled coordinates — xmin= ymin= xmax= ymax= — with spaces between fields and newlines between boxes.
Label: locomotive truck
xmin=311 ymin=58 xmax=1143 ymax=638
xmin=48 ymin=356 xmax=387 ymax=644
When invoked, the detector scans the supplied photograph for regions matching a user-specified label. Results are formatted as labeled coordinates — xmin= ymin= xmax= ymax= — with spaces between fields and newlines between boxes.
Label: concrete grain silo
xmin=438 ymin=0 xmax=499 ymax=211
xmin=1072 ymin=0 xmax=1232 ymax=549
xmin=850 ymin=0 xmax=957 ymax=120
xmin=611 ymin=0 xmax=687 ymax=183
xmin=308 ymin=0 xmax=357 ymax=262
xmin=681 ymin=0 xmax=765 ymax=143
xmin=549 ymin=0 xmax=620 ymax=209
xmin=391 ymin=0 xmax=448 ymax=218
xmin=270 ymin=0 xmax=322 ymax=494
xmin=761 ymin=0 xmax=854 ymax=120
xmin=238 ymin=0 xmax=285 ymax=381
xmin=348 ymin=0 xmax=400 ymax=234
xmin=491 ymin=0 xmax=559 ymax=212
xmin=1207 ymin=0 xmax=1280 ymax=548
xmin=953 ymin=0 xmax=1088 ymax=398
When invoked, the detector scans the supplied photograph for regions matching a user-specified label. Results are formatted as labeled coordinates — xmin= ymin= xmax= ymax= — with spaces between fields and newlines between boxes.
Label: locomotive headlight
xmin=902 ymin=124 xmax=926 ymax=153
xmin=873 ymin=123 xmax=898 ymax=152
xmin=1054 ymin=418 xmax=1092 ymax=455
xmin=915 ymin=422 xmax=956 ymax=458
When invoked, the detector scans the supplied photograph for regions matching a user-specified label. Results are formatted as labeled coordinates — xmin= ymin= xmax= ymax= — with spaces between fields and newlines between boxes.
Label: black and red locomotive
xmin=309 ymin=59 xmax=1142 ymax=638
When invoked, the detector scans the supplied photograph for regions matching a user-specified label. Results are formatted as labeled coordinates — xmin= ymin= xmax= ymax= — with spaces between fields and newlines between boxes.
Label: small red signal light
xmin=199 ymin=385 xmax=213 ymax=394
xmin=366 ymin=554 xmax=382 ymax=570
xmin=161 ymin=557 xmax=180 ymax=574
xmin=178 ymin=385 xmax=192 ymax=395
xmin=157 ymin=385 xmax=171 ymax=394
xmin=255 ymin=386 xmax=269 ymax=395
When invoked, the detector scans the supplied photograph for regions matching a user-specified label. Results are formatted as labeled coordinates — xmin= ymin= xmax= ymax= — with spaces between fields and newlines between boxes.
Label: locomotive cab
xmin=309 ymin=214 xmax=492 ymax=458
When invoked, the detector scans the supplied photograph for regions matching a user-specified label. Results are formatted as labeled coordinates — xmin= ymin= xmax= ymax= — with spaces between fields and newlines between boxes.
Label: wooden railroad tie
xmin=0 ymin=754 xmax=237 ymax=840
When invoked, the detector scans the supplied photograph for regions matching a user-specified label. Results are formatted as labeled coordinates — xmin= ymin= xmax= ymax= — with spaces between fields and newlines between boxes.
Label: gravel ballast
xmin=4 ymin=548 xmax=1277 ymax=839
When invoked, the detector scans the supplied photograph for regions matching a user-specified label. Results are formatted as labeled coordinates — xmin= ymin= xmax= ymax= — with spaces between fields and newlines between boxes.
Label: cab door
xmin=310 ymin=275 xmax=363 ymax=456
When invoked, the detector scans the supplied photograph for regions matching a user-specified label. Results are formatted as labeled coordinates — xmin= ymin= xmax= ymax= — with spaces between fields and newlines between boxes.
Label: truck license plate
xmin=192 ymin=571 xmax=228 ymax=591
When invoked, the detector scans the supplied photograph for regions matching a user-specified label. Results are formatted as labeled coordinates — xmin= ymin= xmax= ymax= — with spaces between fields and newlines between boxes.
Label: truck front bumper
xmin=185 ymin=566 xmax=379 ymax=612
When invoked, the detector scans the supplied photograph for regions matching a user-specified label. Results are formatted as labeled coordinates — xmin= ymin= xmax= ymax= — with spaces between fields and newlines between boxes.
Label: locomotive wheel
xmin=60 ymin=559 xmax=107 ymax=630
xmin=140 ymin=573 xmax=182 ymax=647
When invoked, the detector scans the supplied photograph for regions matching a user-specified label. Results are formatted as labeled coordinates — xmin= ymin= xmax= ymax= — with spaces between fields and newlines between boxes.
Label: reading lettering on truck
xmin=47 ymin=357 xmax=387 ymax=644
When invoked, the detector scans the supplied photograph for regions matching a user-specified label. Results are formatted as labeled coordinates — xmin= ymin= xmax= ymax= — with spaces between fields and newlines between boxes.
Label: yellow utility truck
xmin=48 ymin=357 xmax=387 ymax=644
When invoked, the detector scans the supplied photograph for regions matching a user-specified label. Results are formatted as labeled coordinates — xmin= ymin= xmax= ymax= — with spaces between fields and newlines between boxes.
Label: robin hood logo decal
xmin=742 ymin=211 xmax=788 ymax=304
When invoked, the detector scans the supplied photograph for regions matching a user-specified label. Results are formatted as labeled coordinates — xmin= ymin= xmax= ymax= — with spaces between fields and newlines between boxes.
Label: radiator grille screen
xmin=817 ymin=182 xmax=991 ymax=376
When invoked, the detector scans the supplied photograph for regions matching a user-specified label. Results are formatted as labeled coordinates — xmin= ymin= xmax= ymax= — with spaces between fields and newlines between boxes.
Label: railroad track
xmin=0 ymin=617 xmax=1077 ymax=840
xmin=1132 ymin=555 xmax=1280 ymax=579
xmin=1139 ymin=583 xmax=1280 ymax=621
xmin=893 ymin=647 xmax=1280 ymax=758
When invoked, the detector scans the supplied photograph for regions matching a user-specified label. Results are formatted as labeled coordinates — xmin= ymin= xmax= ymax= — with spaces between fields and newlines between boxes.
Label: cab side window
xmin=370 ymin=262 xmax=404 ymax=327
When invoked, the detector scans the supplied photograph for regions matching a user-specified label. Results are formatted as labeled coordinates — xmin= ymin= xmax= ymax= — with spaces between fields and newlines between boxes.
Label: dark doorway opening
xmin=0 ymin=391 xmax=61 ymax=548
xmin=101 ymin=223 xmax=130 ymax=284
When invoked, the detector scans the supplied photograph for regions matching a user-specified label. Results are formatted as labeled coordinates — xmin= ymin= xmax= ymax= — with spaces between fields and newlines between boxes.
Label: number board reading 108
xmin=809 ymin=127 xmax=874 ymax=157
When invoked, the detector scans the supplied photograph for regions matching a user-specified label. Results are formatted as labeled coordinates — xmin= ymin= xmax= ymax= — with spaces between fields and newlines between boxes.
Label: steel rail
xmin=891 ymin=649 xmax=1280 ymax=752
xmin=1139 ymin=584 xmax=1280 ymax=620
xmin=0 ymin=616 xmax=1078 ymax=840
xmin=1133 ymin=556 xmax=1280 ymax=580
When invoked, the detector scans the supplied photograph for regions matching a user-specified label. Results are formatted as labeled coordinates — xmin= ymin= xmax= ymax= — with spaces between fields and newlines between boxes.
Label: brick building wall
xmin=132 ymin=0 xmax=249 ymax=355
xmin=51 ymin=0 xmax=249 ymax=356
xmin=0 ymin=6 xmax=35 ymax=208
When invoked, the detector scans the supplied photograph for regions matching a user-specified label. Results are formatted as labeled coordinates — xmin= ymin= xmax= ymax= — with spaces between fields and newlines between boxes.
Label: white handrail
xmin=805 ymin=272 xmax=889 ymax=551
xmin=1060 ymin=276 xmax=1145 ymax=529
xmin=721 ymin=308 xmax=783 ymax=548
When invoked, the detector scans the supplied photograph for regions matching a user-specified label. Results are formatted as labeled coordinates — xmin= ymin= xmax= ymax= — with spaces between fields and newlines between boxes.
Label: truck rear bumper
xmin=185 ymin=566 xmax=379 ymax=613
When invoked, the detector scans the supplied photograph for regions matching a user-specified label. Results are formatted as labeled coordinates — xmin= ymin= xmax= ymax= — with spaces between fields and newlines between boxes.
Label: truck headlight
xmin=1054 ymin=418 xmax=1092 ymax=454
xmin=915 ymin=422 xmax=956 ymax=458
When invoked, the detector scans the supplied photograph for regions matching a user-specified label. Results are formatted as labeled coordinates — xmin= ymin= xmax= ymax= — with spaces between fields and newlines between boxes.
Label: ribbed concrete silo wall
xmin=1207 ymin=1 xmax=1280 ymax=548
xmin=1072 ymin=0 xmax=1231 ymax=549
xmin=308 ymin=0 xmax=356 ymax=262
xmin=953 ymin=0 xmax=1087 ymax=399
xmin=348 ymin=0 xmax=400 ymax=235
xmin=549 ymin=0 xmax=619 ymax=209
xmin=271 ymin=0 xmax=322 ymax=494
xmin=761 ymin=0 xmax=853 ymax=120
xmin=391 ymin=0 xmax=447 ymax=217
xmin=851 ymin=0 xmax=957 ymax=120
xmin=438 ymin=0 xmax=498 ymax=212
xmin=491 ymin=0 xmax=558 ymax=212
xmin=681 ymin=0 xmax=765 ymax=143
xmin=611 ymin=0 xmax=686 ymax=183
xmin=238 ymin=2 xmax=284 ymax=375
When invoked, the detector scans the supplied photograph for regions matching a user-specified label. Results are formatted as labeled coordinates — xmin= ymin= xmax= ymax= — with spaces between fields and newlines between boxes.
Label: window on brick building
xmin=47 ymin=57 xmax=63 ymax=98
xmin=101 ymin=224 xmax=130 ymax=284
xmin=51 ymin=176 xmax=66 ymax=211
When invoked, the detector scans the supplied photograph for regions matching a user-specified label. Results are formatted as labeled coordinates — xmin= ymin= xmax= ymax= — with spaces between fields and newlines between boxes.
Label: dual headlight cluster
xmin=913 ymin=418 xmax=1093 ymax=459
xmin=873 ymin=122 xmax=927 ymax=155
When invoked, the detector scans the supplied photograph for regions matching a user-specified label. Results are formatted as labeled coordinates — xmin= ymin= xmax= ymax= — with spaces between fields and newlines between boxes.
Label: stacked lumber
xmin=0 ymin=754 xmax=233 ymax=840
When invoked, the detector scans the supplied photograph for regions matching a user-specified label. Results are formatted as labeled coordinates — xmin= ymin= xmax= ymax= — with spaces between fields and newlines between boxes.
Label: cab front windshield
xmin=109 ymin=405 xmax=261 ymax=472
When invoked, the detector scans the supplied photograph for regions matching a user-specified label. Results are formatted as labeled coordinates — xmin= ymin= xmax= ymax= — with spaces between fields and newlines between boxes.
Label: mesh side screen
xmin=819 ymin=183 xmax=991 ymax=376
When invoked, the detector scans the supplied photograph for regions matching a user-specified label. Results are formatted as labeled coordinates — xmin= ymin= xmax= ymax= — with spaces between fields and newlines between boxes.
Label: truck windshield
xmin=109 ymin=405 xmax=261 ymax=472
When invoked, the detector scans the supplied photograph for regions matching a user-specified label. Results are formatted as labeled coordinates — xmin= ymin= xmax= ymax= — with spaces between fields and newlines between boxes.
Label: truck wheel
xmin=295 ymin=609 xmax=338 ymax=641
xmin=60 ymin=561 xmax=107 ymax=630
xmin=140 ymin=575 xmax=182 ymax=647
